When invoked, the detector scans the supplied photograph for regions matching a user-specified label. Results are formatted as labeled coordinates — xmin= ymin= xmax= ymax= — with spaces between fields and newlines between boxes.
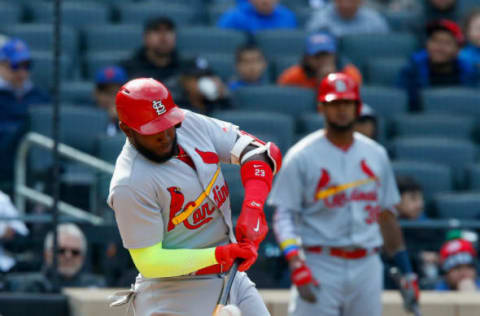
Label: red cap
xmin=427 ymin=19 xmax=464 ymax=45
xmin=317 ymin=72 xmax=362 ymax=114
xmin=116 ymin=78 xmax=184 ymax=135
xmin=440 ymin=239 xmax=476 ymax=271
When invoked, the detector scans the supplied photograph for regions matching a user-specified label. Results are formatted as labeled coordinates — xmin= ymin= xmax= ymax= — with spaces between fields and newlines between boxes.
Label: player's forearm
xmin=378 ymin=209 xmax=406 ymax=255
xmin=273 ymin=206 xmax=301 ymax=260
xmin=129 ymin=242 xmax=217 ymax=278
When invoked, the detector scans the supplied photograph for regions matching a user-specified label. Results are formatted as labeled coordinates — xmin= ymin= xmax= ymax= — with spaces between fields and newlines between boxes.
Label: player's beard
xmin=134 ymin=133 xmax=178 ymax=164
xmin=327 ymin=119 xmax=356 ymax=133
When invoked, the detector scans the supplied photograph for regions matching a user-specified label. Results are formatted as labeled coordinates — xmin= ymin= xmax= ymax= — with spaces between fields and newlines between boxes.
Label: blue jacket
xmin=435 ymin=278 xmax=480 ymax=291
xmin=218 ymin=2 xmax=297 ymax=33
xmin=397 ymin=50 xmax=477 ymax=110
xmin=0 ymin=85 xmax=50 ymax=125
xmin=460 ymin=44 xmax=480 ymax=68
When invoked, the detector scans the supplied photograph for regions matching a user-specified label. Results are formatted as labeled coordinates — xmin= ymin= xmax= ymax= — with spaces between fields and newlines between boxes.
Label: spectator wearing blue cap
xmin=278 ymin=32 xmax=362 ymax=89
xmin=94 ymin=66 xmax=127 ymax=136
xmin=0 ymin=38 xmax=49 ymax=182
xmin=307 ymin=0 xmax=389 ymax=37
xmin=217 ymin=0 xmax=297 ymax=34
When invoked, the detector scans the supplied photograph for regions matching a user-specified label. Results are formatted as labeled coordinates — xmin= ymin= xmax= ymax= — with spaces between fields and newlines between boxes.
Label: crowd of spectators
xmin=1 ymin=0 xmax=480 ymax=293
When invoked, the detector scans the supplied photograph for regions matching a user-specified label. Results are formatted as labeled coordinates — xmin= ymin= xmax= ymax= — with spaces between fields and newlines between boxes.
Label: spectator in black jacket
xmin=121 ymin=17 xmax=187 ymax=97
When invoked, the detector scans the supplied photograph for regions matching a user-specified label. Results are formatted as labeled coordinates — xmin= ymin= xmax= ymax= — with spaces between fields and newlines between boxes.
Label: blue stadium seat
xmin=84 ymin=51 xmax=131 ymax=80
xmin=340 ymin=33 xmax=418 ymax=71
xmin=28 ymin=105 xmax=110 ymax=173
xmin=422 ymin=88 xmax=480 ymax=117
xmin=60 ymin=81 xmax=95 ymax=105
xmin=254 ymin=30 xmax=306 ymax=59
xmin=212 ymin=110 xmax=295 ymax=153
xmin=360 ymin=86 xmax=408 ymax=118
xmin=177 ymin=27 xmax=247 ymax=56
xmin=297 ymin=113 xmax=325 ymax=135
xmin=208 ymin=2 xmax=236 ymax=25
xmin=466 ymin=164 xmax=480 ymax=190
xmin=31 ymin=1 xmax=110 ymax=27
xmin=384 ymin=10 xmax=423 ymax=33
xmin=118 ymin=3 xmax=199 ymax=26
xmin=30 ymin=51 xmax=72 ymax=90
xmin=273 ymin=55 xmax=298 ymax=79
xmin=392 ymin=160 xmax=452 ymax=203
xmin=189 ymin=53 xmax=236 ymax=81
xmin=84 ymin=25 xmax=142 ymax=53
xmin=4 ymin=24 xmax=77 ymax=57
xmin=393 ymin=114 xmax=475 ymax=140
xmin=366 ymin=58 xmax=407 ymax=86
xmin=0 ymin=1 xmax=23 ymax=25
xmin=434 ymin=192 xmax=480 ymax=220
xmin=232 ymin=85 xmax=316 ymax=118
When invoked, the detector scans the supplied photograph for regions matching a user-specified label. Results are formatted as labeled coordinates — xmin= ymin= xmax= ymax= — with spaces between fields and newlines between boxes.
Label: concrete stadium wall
xmin=63 ymin=288 xmax=480 ymax=316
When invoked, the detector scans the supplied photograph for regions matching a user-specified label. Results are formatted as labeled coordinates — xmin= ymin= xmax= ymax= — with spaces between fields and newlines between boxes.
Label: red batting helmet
xmin=317 ymin=72 xmax=362 ymax=114
xmin=116 ymin=78 xmax=184 ymax=135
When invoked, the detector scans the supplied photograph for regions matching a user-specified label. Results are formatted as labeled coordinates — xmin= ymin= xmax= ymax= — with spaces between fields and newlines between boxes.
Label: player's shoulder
xmin=285 ymin=129 xmax=326 ymax=159
xmin=354 ymin=132 xmax=389 ymax=158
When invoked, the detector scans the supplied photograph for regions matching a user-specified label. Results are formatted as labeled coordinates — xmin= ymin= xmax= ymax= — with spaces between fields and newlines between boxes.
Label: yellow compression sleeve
xmin=129 ymin=241 xmax=218 ymax=278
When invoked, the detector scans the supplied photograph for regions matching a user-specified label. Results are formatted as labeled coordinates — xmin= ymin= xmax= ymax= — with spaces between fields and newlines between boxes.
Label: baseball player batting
xmin=107 ymin=78 xmax=281 ymax=315
xmin=268 ymin=73 xmax=419 ymax=316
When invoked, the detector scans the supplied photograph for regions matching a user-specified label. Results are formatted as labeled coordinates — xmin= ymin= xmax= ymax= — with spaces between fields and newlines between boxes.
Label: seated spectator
xmin=460 ymin=9 xmax=480 ymax=70
xmin=121 ymin=17 xmax=186 ymax=97
xmin=396 ymin=175 xmax=427 ymax=221
xmin=6 ymin=223 xmax=105 ymax=292
xmin=354 ymin=104 xmax=377 ymax=140
xmin=0 ymin=190 xmax=28 ymax=273
xmin=177 ymin=58 xmax=231 ymax=114
xmin=436 ymin=238 xmax=480 ymax=291
xmin=397 ymin=20 xmax=477 ymax=111
xmin=278 ymin=32 xmax=362 ymax=89
xmin=0 ymin=38 xmax=49 ymax=182
xmin=229 ymin=44 xmax=268 ymax=91
xmin=217 ymin=0 xmax=297 ymax=34
xmin=306 ymin=0 xmax=389 ymax=37
xmin=94 ymin=66 xmax=128 ymax=136
xmin=423 ymin=0 xmax=460 ymax=23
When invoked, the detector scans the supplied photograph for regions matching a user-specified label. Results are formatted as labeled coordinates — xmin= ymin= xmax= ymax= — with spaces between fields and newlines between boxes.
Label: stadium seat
xmin=0 ymin=1 xmax=23 ymax=25
xmin=392 ymin=160 xmax=452 ymax=203
xmin=60 ymin=81 xmax=95 ymax=105
xmin=177 ymin=27 xmax=247 ymax=56
xmin=384 ymin=10 xmax=423 ymax=33
xmin=30 ymin=1 xmax=110 ymax=27
xmin=339 ymin=33 xmax=418 ymax=71
xmin=465 ymin=164 xmax=480 ymax=190
xmin=254 ymin=30 xmax=306 ymax=59
xmin=212 ymin=110 xmax=295 ymax=153
xmin=232 ymin=85 xmax=316 ymax=118
xmin=30 ymin=51 xmax=72 ymax=90
xmin=297 ymin=113 xmax=325 ymax=135
xmin=28 ymin=105 xmax=110 ymax=173
xmin=434 ymin=192 xmax=480 ymax=219
xmin=421 ymin=88 xmax=480 ymax=117
xmin=208 ymin=2 xmax=236 ymax=25
xmin=360 ymin=86 xmax=408 ymax=118
xmin=273 ymin=55 xmax=299 ymax=79
xmin=186 ymin=53 xmax=236 ymax=82
xmin=118 ymin=3 xmax=199 ymax=26
xmin=84 ymin=25 xmax=142 ymax=53
xmin=393 ymin=114 xmax=475 ymax=140
xmin=84 ymin=51 xmax=131 ymax=80
xmin=366 ymin=58 xmax=407 ymax=86
xmin=4 ymin=24 xmax=77 ymax=57
xmin=0 ymin=293 xmax=69 ymax=316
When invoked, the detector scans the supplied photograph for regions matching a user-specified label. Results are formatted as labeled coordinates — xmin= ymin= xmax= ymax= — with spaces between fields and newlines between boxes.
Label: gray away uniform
xmin=108 ymin=110 xmax=270 ymax=316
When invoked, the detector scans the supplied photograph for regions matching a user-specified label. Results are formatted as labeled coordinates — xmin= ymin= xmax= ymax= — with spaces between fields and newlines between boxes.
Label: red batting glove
xmin=235 ymin=201 xmax=268 ymax=248
xmin=215 ymin=242 xmax=258 ymax=272
xmin=291 ymin=262 xmax=318 ymax=287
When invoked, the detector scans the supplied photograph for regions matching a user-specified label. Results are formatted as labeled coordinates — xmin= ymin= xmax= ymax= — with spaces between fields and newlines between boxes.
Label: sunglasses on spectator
xmin=57 ymin=248 xmax=82 ymax=256
xmin=10 ymin=61 xmax=32 ymax=71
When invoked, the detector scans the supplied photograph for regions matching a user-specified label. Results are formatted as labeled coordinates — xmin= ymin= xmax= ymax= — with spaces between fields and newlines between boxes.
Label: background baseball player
xmin=268 ymin=73 xmax=419 ymax=316
xmin=107 ymin=78 xmax=282 ymax=315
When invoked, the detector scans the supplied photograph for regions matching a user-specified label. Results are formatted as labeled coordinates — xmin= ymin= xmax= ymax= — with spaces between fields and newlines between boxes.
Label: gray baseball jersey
xmin=108 ymin=110 xmax=270 ymax=316
xmin=268 ymin=129 xmax=400 ymax=249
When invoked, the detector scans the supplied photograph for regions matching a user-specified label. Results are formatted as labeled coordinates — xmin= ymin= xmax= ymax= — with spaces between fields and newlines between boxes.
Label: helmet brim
xmin=320 ymin=92 xmax=359 ymax=103
xmin=135 ymin=106 xmax=185 ymax=135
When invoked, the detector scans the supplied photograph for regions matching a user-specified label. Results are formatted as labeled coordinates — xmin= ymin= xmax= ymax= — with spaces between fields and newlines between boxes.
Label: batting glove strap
xmin=291 ymin=264 xmax=317 ymax=287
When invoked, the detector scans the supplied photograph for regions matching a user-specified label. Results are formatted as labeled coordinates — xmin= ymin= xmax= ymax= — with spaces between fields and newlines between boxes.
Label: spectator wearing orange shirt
xmin=277 ymin=32 xmax=362 ymax=90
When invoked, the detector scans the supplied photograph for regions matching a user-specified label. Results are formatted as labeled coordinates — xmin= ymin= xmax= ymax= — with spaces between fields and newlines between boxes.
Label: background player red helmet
xmin=317 ymin=72 xmax=362 ymax=115
xmin=116 ymin=78 xmax=185 ymax=135
xmin=440 ymin=238 xmax=477 ymax=271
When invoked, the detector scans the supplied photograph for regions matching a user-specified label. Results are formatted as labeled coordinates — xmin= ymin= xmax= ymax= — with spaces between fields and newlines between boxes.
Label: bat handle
xmin=219 ymin=260 xmax=240 ymax=305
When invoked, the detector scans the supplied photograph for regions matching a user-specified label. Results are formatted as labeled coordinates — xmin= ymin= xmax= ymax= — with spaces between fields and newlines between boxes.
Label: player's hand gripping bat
xmin=213 ymin=260 xmax=241 ymax=316
xmin=390 ymin=267 xmax=422 ymax=316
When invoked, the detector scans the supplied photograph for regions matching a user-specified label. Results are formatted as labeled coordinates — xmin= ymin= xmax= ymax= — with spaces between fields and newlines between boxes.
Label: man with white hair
xmin=7 ymin=223 xmax=105 ymax=292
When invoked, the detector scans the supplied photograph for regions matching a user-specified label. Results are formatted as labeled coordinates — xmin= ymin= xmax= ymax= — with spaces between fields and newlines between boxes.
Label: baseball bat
xmin=389 ymin=267 xmax=422 ymax=316
xmin=212 ymin=260 xmax=240 ymax=316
